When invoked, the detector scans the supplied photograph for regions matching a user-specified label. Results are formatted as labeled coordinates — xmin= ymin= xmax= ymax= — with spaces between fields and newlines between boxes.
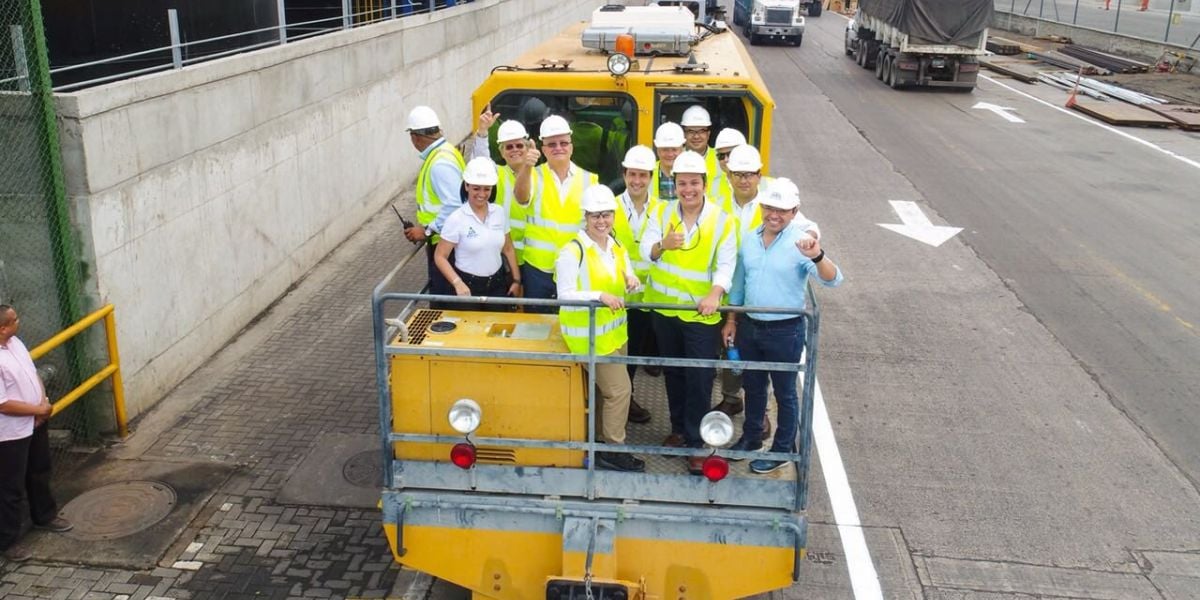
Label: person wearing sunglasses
xmin=405 ymin=105 xmax=465 ymax=303
xmin=722 ymin=178 xmax=842 ymax=474
xmin=612 ymin=145 xmax=665 ymax=426
xmin=649 ymin=122 xmax=684 ymax=203
xmin=680 ymin=105 xmax=720 ymax=181
xmin=707 ymin=127 xmax=746 ymax=208
xmin=556 ymin=185 xmax=645 ymax=472
xmin=470 ymin=108 xmax=535 ymax=269
xmin=640 ymin=151 xmax=737 ymax=476
xmin=513 ymin=115 xmax=599 ymax=313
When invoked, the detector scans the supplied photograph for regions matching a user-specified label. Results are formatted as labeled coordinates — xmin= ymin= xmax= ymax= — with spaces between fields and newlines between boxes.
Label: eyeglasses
xmin=716 ymin=151 xmax=731 ymax=160
xmin=683 ymin=127 xmax=710 ymax=136
xmin=543 ymin=140 xmax=572 ymax=149
xmin=503 ymin=142 xmax=525 ymax=151
xmin=730 ymin=171 xmax=760 ymax=180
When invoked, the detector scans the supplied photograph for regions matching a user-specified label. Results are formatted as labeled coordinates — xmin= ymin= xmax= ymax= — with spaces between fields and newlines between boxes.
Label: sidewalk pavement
xmin=0 ymin=206 xmax=431 ymax=600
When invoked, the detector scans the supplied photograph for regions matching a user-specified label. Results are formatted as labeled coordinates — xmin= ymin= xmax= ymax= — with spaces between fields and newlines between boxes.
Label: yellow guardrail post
xmin=30 ymin=304 xmax=129 ymax=438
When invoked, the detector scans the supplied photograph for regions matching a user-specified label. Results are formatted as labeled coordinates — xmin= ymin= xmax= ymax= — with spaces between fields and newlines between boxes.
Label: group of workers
xmin=404 ymin=103 xmax=842 ymax=476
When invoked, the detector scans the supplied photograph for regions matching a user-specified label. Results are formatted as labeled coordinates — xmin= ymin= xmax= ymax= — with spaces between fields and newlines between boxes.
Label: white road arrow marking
xmin=973 ymin=101 xmax=1025 ymax=123
xmin=877 ymin=200 xmax=962 ymax=247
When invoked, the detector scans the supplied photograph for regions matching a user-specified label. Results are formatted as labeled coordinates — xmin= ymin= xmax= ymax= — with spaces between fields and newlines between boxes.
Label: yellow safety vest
xmin=643 ymin=202 xmax=733 ymax=325
xmin=704 ymin=147 xmax=720 ymax=182
xmin=523 ymin=163 xmax=598 ymax=272
xmin=612 ymin=191 xmax=664 ymax=303
xmin=708 ymin=175 xmax=733 ymax=211
xmin=559 ymin=241 xmax=630 ymax=356
xmin=495 ymin=166 xmax=527 ymax=265
xmin=415 ymin=142 xmax=466 ymax=244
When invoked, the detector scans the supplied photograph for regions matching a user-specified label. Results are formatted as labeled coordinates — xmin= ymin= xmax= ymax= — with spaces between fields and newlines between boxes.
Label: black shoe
xmin=727 ymin=437 xmax=763 ymax=462
xmin=627 ymin=400 xmax=652 ymax=424
xmin=597 ymin=452 xmax=646 ymax=472
xmin=713 ymin=399 xmax=744 ymax=417
xmin=643 ymin=365 xmax=662 ymax=377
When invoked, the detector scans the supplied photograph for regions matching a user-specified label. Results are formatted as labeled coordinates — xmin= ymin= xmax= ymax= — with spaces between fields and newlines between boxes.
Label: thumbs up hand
xmin=661 ymin=222 xmax=685 ymax=251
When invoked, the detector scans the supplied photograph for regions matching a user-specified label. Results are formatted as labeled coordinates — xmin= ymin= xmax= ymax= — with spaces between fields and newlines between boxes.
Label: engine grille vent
xmin=766 ymin=7 xmax=792 ymax=25
xmin=475 ymin=447 xmax=517 ymax=464
xmin=406 ymin=309 xmax=443 ymax=345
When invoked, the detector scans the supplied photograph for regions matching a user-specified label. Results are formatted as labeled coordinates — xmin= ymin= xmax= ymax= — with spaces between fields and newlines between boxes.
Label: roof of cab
xmin=506 ymin=21 xmax=767 ymax=83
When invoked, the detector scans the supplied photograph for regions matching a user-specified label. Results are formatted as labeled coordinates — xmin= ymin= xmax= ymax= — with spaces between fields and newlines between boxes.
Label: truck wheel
xmin=793 ymin=34 xmax=803 ymax=47
xmin=844 ymin=39 xmax=853 ymax=56
xmin=888 ymin=60 xmax=903 ymax=89
xmin=883 ymin=57 xmax=894 ymax=87
xmin=809 ymin=2 xmax=822 ymax=17
xmin=749 ymin=32 xmax=760 ymax=46
xmin=875 ymin=51 xmax=886 ymax=80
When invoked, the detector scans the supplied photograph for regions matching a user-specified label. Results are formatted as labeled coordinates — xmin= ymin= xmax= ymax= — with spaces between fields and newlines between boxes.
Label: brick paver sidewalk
xmin=0 ymin=209 xmax=428 ymax=600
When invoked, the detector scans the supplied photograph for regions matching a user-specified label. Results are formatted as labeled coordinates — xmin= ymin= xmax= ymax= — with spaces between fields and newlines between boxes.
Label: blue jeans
xmin=652 ymin=313 xmax=720 ymax=447
xmin=520 ymin=264 xmax=558 ymax=314
xmin=737 ymin=317 xmax=805 ymax=453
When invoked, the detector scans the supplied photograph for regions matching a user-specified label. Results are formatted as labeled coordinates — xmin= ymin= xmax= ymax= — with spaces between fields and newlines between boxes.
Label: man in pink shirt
xmin=0 ymin=305 xmax=72 ymax=563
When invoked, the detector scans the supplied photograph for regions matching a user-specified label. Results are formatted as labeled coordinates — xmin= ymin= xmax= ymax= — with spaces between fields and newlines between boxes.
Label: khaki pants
xmin=589 ymin=345 xmax=632 ymax=444
xmin=720 ymin=368 xmax=744 ymax=406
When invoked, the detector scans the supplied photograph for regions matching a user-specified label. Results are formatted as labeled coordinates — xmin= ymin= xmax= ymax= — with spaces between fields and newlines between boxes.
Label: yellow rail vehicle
xmin=376 ymin=6 xmax=818 ymax=599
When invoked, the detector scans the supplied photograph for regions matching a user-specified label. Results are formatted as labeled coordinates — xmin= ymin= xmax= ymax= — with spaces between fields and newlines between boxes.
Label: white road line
xmin=979 ymin=75 xmax=1200 ymax=171
xmin=814 ymin=378 xmax=884 ymax=600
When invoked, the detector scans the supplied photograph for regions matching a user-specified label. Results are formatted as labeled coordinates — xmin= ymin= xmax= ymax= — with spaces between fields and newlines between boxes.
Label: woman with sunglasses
xmin=640 ymin=151 xmax=737 ymax=476
xmin=434 ymin=157 xmax=521 ymax=312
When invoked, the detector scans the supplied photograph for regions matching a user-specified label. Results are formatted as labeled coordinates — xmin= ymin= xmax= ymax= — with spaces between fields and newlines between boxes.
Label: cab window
xmin=484 ymin=91 xmax=637 ymax=193
xmin=657 ymin=92 xmax=760 ymax=150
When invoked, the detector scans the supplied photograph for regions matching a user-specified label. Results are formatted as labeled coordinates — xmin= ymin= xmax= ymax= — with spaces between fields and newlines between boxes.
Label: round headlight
xmin=607 ymin=53 xmax=631 ymax=76
xmin=699 ymin=411 xmax=734 ymax=447
xmin=448 ymin=399 xmax=482 ymax=434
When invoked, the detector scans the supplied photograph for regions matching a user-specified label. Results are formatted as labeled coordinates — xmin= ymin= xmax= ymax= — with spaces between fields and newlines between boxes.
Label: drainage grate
xmin=60 ymin=480 xmax=177 ymax=541
xmin=406 ymin=309 xmax=443 ymax=345
xmin=342 ymin=450 xmax=383 ymax=488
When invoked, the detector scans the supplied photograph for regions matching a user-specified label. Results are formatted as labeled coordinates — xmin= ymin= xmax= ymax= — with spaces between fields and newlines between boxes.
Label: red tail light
xmin=701 ymin=456 xmax=729 ymax=482
xmin=450 ymin=443 xmax=477 ymax=469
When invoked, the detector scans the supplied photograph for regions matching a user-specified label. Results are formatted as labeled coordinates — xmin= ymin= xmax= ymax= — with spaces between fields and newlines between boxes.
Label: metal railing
xmin=995 ymin=0 xmax=1200 ymax=49
xmin=30 ymin=304 xmax=128 ymax=438
xmin=1 ymin=0 xmax=477 ymax=92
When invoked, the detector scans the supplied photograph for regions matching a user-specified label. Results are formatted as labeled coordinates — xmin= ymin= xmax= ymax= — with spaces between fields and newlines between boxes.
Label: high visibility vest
xmin=704 ymin=147 xmax=720 ymax=182
xmin=643 ymin=202 xmax=733 ymax=325
xmin=719 ymin=175 xmax=776 ymax=243
xmin=612 ymin=191 xmax=664 ymax=303
xmin=495 ymin=166 xmax=527 ymax=265
xmin=415 ymin=142 xmax=466 ymax=244
xmin=708 ymin=175 xmax=733 ymax=211
xmin=559 ymin=241 xmax=630 ymax=356
xmin=523 ymin=163 xmax=598 ymax=272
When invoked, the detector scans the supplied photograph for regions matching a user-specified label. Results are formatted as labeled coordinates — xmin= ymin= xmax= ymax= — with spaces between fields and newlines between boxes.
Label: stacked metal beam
xmin=1058 ymin=45 xmax=1150 ymax=74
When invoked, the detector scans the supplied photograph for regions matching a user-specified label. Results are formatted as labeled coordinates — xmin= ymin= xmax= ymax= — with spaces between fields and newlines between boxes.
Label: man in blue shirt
xmin=404 ymin=105 xmax=465 ymax=303
xmin=722 ymin=179 xmax=843 ymax=474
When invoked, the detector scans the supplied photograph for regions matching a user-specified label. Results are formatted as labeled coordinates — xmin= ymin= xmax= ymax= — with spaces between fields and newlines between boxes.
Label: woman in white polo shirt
xmin=434 ymin=157 xmax=520 ymax=311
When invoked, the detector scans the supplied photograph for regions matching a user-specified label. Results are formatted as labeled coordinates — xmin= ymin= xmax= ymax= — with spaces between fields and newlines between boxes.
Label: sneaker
xmin=597 ymin=452 xmax=646 ymax=472
xmin=726 ymin=437 xmax=763 ymax=462
xmin=2 ymin=544 xmax=32 ymax=563
xmin=749 ymin=459 xmax=789 ymax=474
xmin=34 ymin=517 xmax=73 ymax=533
xmin=627 ymin=400 xmax=652 ymax=424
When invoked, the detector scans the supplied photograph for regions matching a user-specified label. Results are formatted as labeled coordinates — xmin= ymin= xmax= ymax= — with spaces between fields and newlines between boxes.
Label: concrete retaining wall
xmin=993 ymin=11 xmax=1200 ymax=62
xmin=54 ymin=0 xmax=602 ymax=419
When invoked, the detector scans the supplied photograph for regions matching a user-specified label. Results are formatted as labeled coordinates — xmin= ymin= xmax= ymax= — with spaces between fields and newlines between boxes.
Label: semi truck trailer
xmin=846 ymin=0 xmax=992 ymax=91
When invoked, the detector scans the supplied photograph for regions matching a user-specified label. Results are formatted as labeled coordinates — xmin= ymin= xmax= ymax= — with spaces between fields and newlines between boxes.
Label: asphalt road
xmin=728 ymin=9 xmax=1200 ymax=599
xmin=994 ymin=0 xmax=1200 ymax=47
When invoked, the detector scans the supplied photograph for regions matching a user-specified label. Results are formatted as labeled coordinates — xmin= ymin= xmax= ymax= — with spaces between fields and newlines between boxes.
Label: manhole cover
xmin=343 ymin=450 xmax=383 ymax=488
xmin=60 ymin=480 xmax=177 ymax=541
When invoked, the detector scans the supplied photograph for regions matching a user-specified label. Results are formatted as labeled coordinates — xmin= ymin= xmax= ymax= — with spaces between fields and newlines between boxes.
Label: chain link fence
xmin=995 ymin=0 xmax=1200 ymax=48
xmin=1 ymin=0 xmax=107 ymax=471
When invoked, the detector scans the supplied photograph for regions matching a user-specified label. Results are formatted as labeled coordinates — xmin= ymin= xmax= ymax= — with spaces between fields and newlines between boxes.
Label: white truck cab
xmin=734 ymin=0 xmax=806 ymax=46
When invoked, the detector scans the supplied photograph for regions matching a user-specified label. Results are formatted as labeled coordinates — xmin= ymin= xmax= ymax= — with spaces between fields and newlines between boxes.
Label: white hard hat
xmin=621 ymin=145 xmax=657 ymax=172
xmin=680 ymin=105 xmax=712 ymax=127
xmin=406 ymin=105 xmax=440 ymax=131
xmin=726 ymin=144 xmax=763 ymax=172
xmin=539 ymin=115 xmax=572 ymax=138
xmin=714 ymin=128 xmax=747 ymax=150
xmin=654 ymin=122 xmax=685 ymax=148
xmin=760 ymin=177 xmax=800 ymax=210
xmin=581 ymin=184 xmax=618 ymax=213
xmin=672 ymin=150 xmax=707 ymax=175
xmin=496 ymin=120 xmax=528 ymax=143
xmin=462 ymin=157 xmax=499 ymax=186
